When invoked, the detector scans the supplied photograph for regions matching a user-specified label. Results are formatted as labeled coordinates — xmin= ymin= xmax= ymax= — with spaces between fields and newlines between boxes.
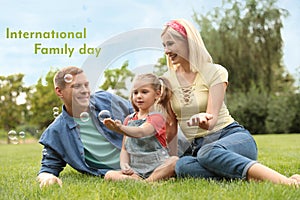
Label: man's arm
xmin=37 ymin=146 xmax=66 ymax=188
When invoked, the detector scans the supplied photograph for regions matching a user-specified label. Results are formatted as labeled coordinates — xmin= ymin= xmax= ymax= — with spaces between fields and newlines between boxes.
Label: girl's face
xmin=131 ymin=81 xmax=160 ymax=112
xmin=161 ymin=30 xmax=189 ymax=66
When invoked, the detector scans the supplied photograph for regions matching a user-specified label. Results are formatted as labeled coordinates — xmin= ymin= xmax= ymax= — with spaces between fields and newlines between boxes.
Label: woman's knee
xmin=196 ymin=142 xmax=228 ymax=167
xmin=197 ymin=143 xmax=216 ymax=161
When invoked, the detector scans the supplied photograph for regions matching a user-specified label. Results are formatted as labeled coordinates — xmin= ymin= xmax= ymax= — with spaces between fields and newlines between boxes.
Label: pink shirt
xmin=124 ymin=112 xmax=167 ymax=147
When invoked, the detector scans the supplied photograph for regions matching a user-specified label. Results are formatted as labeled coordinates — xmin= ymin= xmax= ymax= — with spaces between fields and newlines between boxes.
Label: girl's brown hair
xmin=130 ymin=73 xmax=173 ymax=119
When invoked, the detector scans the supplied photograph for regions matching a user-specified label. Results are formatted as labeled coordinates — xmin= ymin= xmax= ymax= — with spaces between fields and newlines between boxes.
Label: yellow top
xmin=164 ymin=63 xmax=234 ymax=141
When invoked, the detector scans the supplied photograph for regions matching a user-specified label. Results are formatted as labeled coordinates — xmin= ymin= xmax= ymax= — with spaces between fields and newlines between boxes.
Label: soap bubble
xmin=64 ymin=74 xmax=73 ymax=83
xmin=42 ymin=149 xmax=48 ymax=156
xmin=8 ymin=130 xmax=17 ymax=140
xmin=53 ymin=107 xmax=60 ymax=118
xmin=53 ymin=112 xmax=60 ymax=118
xmin=52 ymin=107 xmax=59 ymax=113
xmin=19 ymin=131 xmax=25 ymax=138
xmin=10 ymin=137 xmax=19 ymax=144
xmin=80 ymin=112 xmax=90 ymax=122
xmin=98 ymin=110 xmax=111 ymax=122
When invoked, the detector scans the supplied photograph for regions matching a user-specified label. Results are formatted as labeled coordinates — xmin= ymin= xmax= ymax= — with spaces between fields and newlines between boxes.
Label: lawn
xmin=0 ymin=134 xmax=299 ymax=200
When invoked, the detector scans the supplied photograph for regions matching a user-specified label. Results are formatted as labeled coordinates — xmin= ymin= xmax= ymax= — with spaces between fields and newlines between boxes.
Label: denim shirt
xmin=38 ymin=90 xmax=133 ymax=177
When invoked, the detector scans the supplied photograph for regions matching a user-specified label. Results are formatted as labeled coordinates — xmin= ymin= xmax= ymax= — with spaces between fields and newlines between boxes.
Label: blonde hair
xmin=130 ymin=73 xmax=172 ymax=118
xmin=161 ymin=18 xmax=213 ymax=73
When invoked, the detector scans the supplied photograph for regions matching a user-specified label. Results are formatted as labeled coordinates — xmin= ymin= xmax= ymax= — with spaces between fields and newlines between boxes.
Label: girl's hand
xmin=186 ymin=113 xmax=213 ymax=130
xmin=103 ymin=118 xmax=123 ymax=132
xmin=121 ymin=163 xmax=134 ymax=175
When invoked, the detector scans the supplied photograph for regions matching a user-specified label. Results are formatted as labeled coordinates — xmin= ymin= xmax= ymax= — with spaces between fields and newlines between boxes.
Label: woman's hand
xmin=186 ymin=113 xmax=213 ymax=130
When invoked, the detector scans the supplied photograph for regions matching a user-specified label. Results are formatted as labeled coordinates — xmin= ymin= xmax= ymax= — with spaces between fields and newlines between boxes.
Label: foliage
xmin=153 ymin=56 xmax=168 ymax=76
xmin=289 ymin=93 xmax=300 ymax=132
xmin=265 ymin=92 xmax=300 ymax=133
xmin=227 ymin=85 xmax=269 ymax=134
xmin=193 ymin=0 xmax=293 ymax=94
xmin=0 ymin=74 xmax=30 ymax=143
xmin=26 ymin=68 xmax=62 ymax=136
xmin=0 ymin=129 xmax=7 ymax=140
xmin=100 ymin=61 xmax=135 ymax=99
xmin=1 ymin=134 xmax=299 ymax=199
xmin=227 ymin=84 xmax=300 ymax=134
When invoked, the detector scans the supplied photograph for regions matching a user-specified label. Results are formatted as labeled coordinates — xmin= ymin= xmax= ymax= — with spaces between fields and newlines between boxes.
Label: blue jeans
xmin=175 ymin=122 xmax=258 ymax=180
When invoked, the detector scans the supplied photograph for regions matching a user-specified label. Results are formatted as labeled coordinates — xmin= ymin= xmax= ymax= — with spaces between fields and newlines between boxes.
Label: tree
xmin=153 ymin=56 xmax=168 ymax=76
xmin=193 ymin=0 xmax=294 ymax=94
xmin=0 ymin=74 xmax=29 ymax=143
xmin=100 ymin=61 xmax=135 ymax=99
xmin=27 ymin=68 xmax=62 ymax=135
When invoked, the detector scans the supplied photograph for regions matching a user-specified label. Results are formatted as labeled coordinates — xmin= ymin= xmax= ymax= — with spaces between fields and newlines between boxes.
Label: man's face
xmin=60 ymin=73 xmax=90 ymax=116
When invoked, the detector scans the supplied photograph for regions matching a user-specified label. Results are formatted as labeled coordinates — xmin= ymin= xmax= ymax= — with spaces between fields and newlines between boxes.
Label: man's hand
xmin=37 ymin=172 xmax=62 ymax=188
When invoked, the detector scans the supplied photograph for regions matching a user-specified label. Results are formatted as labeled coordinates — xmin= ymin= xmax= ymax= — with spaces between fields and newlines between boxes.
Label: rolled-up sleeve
xmin=38 ymin=145 xmax=66 ymax=177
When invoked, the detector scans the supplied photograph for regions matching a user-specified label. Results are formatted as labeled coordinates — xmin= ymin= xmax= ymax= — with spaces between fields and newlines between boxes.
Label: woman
xmin=161 ymin=18 xmax=300 ymax=186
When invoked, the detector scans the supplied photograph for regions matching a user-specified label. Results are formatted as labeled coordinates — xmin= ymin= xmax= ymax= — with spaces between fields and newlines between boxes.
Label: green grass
xmin=0 ymin=134 xmax=299 ymax=200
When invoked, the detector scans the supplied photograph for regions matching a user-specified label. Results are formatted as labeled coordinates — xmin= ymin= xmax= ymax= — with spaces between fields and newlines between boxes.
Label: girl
xmin=103 ymin=73 xmax=178 ymax=181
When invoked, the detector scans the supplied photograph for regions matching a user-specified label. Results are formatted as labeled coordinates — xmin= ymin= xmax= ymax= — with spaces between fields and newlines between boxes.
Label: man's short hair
xmin=54 ymin=66 xmax=83 ymax=89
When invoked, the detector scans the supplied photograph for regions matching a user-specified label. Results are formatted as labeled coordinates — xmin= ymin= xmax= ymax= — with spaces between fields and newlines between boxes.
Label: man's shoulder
xmin=39 ymin=115 xmax=73 ymax=144
xmin=93 ymin=90 xmax=112 ymax=98
xmin=92 ymin=90 xmax=129 ymax=104
xmin=39 ymin=119 xmax=61 ymax=143
xmin=42 ymin=116 xmax=64 ymax=134
xmin=90 ymin=90 xmax=113 ymax=105
xmin=91 ymin=90 xmax=132 ymax=113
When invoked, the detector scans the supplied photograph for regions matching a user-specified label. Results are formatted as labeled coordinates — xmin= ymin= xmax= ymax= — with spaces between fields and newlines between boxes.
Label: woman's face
xmin=161 ymin=30 xmax=189 ymax=66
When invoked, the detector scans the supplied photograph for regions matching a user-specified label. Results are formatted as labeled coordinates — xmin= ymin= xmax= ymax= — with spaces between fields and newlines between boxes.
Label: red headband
xmin=166 ymin=20 xmax=187 ymax=38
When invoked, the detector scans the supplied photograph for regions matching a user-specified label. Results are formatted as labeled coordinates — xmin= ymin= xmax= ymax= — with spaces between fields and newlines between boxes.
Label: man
xmin=37 ymin=66 xmax=133 ymax=187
